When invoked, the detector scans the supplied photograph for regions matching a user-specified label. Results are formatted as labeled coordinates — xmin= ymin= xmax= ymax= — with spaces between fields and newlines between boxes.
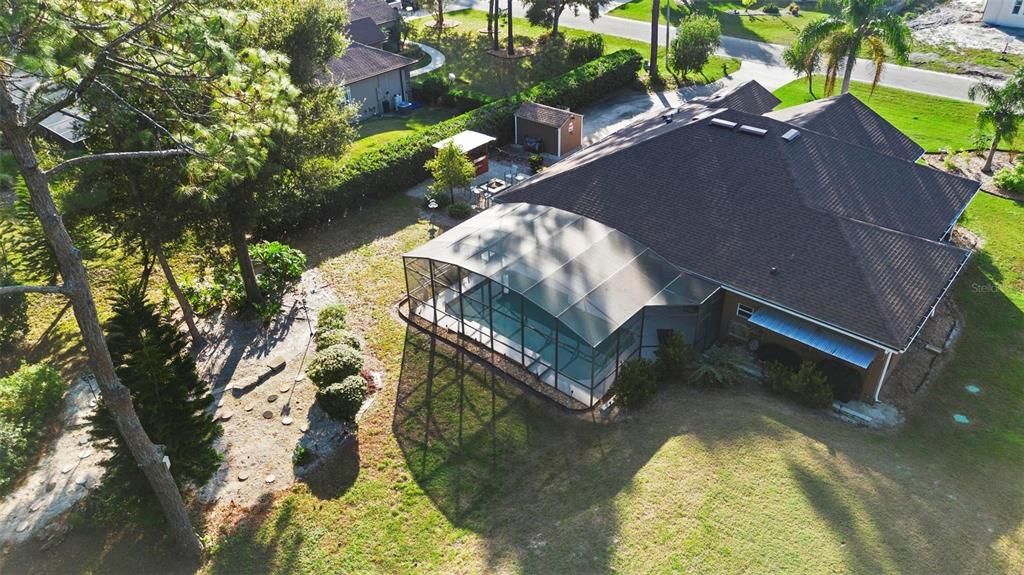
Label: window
xmin=736 ymin=304 xmax=754 ymax=320
xmin=1015 ymin=0 xmax=1023 ymax=14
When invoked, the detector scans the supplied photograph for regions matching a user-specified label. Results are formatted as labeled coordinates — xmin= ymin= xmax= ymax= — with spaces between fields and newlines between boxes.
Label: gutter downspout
xmin=873 ymin=350 xmax=894 ymax=403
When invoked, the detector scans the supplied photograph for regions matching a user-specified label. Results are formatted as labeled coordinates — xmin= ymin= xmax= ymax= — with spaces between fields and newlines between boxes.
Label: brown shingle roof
xmin=346 ymin=16 xmax=387 ymax=47
xmin=350 ymin=0 xmax=398 ymax=25
xmin=322 ymin=42 xmax=415 ymax=85
xmin=516 ymin=102 xmax=576 ymax=127
xmin=497 ymin=103 xmax=978 ymax=350
xmin=696 ymin=80 xmax=782 ymax=115
xmin=765 ymin=94 xmax=925 ymax=161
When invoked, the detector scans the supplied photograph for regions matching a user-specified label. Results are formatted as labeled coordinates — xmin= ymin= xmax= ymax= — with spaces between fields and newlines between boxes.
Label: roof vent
xmin=738 ymin=125 xmax=768 ymax=137
xmin=769 ymin=266 xmax=779 ymax=275
xmin=709 ymin=118 xmax=738 ymax=129
xmin=781 ymin=128 xmax=801 ymax=142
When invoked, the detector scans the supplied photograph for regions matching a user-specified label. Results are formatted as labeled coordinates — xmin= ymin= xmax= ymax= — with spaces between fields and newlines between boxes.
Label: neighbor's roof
xmin=350 ymin=0 xmax=398 ymax=25
xmin=515 ymin=102 xmax=577 ymax=128
xmin=346 ymin=16 xmax=387 ymax=46
xmin=433 ymin=130 xmax=496 ymax=152
xmin=9 ymin=70 xmax=87 ymax=145
xmin=322 ymin=42 xmax=415 ymax=86
xmin=406 ymin=203 xmax=720 ymax=346
xmin=496 ymin=103 xmax=978 ymax=350
xmin=694 ymin=80 xmax=782 ymax=116
xmin=765 ymin=94 xmax=925 ymax=162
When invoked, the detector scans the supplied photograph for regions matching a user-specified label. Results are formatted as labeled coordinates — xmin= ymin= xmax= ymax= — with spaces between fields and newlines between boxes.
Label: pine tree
xmin=89 ymin=281 xmax=222 ymax=521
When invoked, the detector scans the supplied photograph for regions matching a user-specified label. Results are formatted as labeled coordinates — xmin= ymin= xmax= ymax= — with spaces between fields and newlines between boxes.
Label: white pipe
xmin=873 ymin=350 xmax=894 ymax=403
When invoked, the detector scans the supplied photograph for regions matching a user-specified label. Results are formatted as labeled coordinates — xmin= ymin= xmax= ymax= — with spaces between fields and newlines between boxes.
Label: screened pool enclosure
xmin=404 ymin=203 xmax=723 ymax=407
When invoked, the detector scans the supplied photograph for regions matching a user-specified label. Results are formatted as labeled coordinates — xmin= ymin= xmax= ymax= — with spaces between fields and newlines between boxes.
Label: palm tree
xmin=969 ymin=70 xmax=1024 ymax=172
xmin=793 ymin=0 xmax=912 ymax=96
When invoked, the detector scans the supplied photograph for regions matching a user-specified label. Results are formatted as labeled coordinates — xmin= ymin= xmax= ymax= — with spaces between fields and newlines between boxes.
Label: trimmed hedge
xmin=313 ymin=328 xmax=361 ymax=351
xmin=317 ymin=375 xmax=368 ymax=421
xmin=257 ymin=49 xmax=643 ymax=234
xmin=307 ymin=344 xmax=363 ymax=389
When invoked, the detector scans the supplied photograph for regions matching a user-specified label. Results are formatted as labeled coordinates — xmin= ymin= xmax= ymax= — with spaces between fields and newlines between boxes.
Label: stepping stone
xmin=75 ymin=476 xmax=88 ymax=486
xmin=78 ymin=436 xmax=89 ymax=446
xmin=262 ymin=411 xmax=274 ymax=420
xmin=267 ymin=394 xmax=278 ymax=404
xmin=237 ymin=471 xmax=249 ymax=482
xmin=265 ymin=358 xmax=286 ymax=372
xmin=953 ymin=413 xmax=970 ymax=424
xmin=220 ymin=411 xmax=234 ymax=422
xmin=60 ymin=464 xmax=74 ymax=475
xmin=965 ymin=384 xmax=982 ymax=395
xmin=293 ymin=373 xmax=306 ymax=382
xmin=16 ymin=521 xmax=29 ymax=533
xmin=244 ymin=403 xmax=254 ymax=412
xmin=264 ymin=474 xmax=276 ymax=484
xmin=281 ymin=417 xmax=293 ymax=426
xmin=299 ymin=424 xmax=309 ymax=433
xmin=78 ymin=449 xmax=92 ymax=460
xmin=217 ymin=399 xmax=225 ymax=408
xmin=30 ymin=501 xmax=42 ymax=512
xmin=279 ymin=384 xmax=292 ymax=394
xmin=88 ymin=399 xmax=97 ymax=408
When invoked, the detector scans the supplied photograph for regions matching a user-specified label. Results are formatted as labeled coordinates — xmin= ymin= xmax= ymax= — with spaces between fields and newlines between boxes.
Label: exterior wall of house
xmin=983 ymin=0 xmax=1024 ymax=28
xmin=716 ymin=291 xmax=886 ymax=401
xmin=558 ymin=114 xmax=583 ymax=156
xmin=348 ymin=68 xmax=410 ymax=120
xmin=515 ymin=119 xmax=559 ymax=154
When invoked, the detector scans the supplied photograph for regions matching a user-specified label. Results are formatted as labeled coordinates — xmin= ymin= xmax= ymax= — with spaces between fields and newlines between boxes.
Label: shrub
xmin=762 ymin=360 xmax=834 ymax=408
xmin=448 ymin=201 xmax=473 ymax=219
xmin=314 ymin=328 xmax=360 ymax=351
xmin=317 ymin=303 xmax=348 ymax=332
xmin=307 ymin=344 xmax=363 ymax=388
xmin=993 ymin=162 xmax=1024 ymax=193
xmin=654 ymin=332 xmax=695 ymax=383
xmin=0 ymin=362 xmax=63 ymax=492
xmin=251 ymin=241 xmax=307 ymax=295
xmin=0 ymin=266 xmax=28 ymax=365
xmin=422 ymin=188 xmax=453 ymax=209
xmin=292 ymin=443 xmax=313 ymax=466
xmin=254 ymin=49 xmax=644 ymax=235
xmin=693 ymin=346 xmax=751 ymax=387
xmin=670 ymin=15 xmax=721 ymax=78
xmin=610 ymin=358 xmax=658 ymax=409
xmin=317 ymin=375 xmax=368 ymax=421
xmin=567 ymin=33 xmax=605 ymax=65
xmin=763 ymin=2 xmax=781 ymax=15
xmin=528 ymin=154 xmax=544 ymax=173
xmin=412 ymin=74 xmax=450 ymax=103
xmin=763 ymin=361 xmax=791 ymax=395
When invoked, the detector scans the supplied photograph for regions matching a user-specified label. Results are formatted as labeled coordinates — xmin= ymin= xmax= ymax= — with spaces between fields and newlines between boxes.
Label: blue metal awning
xmin=748 ymin=308 xmax=878 ymax=369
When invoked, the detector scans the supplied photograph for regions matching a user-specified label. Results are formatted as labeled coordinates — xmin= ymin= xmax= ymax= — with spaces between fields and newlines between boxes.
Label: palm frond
xmin=871 ymin=12 xmax=912 ymax=64
xmin=864 ymin=34 xmax=886 ymax=94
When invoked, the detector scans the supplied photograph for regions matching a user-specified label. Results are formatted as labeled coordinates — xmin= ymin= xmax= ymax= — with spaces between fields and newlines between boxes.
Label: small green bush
xmin=292 ymin=443 xmax=313 ymax=466
xmin=447 ymin=201 xmax=473 ymax=219
xmin=693 ymin=346 xmax=751 ymax=387
xmin=763 ymin=2 xmax=781 ymax=15
xmin=762 ymin=361 xmax=833 ymax=408
xmin=0 ymin=363 xmax=63 ymax=492
xmin=528 ymin=154 xmax=544 ymax=173
xmin=251 ymin=241 xmax=307 ymax=295
xmin=412 ymin=74 xmax=450 ymax=103
xmin=567 ymin=33 xmax=605 ymax=65
xmin=993 ymin=162 xmax=1024 ymax=193
xmin=317 ymin=303 xmax=348 ymax=332
xmin=307 ymin=344 xmax=363 ymax=389
xmin=610 ymin=358 xmax=658 ymax=409
xmin=314 ymin=328 xmax=361 ymax=351
xmin=317 ymin=375 xmax=368 ymax=421
xmin=763 ymin=361 xmax=791 ymax=395
xmin=654 ymin=332 xmax=695 ymax=383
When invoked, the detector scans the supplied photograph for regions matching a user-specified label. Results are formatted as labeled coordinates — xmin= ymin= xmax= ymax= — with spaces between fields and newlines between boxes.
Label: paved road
xmin=448 ymin=0 xmax=990 ymax=102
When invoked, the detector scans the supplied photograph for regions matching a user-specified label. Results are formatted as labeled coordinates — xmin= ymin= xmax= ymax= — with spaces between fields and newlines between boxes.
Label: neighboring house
xmin=515 ymin=102 xmax=583 ymax=157
xmin=693 ymin=79 xmax=781 ymax=116
xmin=346 ymin=16 xmax=387 ymax=49
xmin=402 ymin=81 xmax=980 ymax=409
xmin=350 ymin=0 xmax=401 ymax=52
xmin=322 ymin=43 xmax=415 ymax=120
xmin=983 ymin=0 xmax=1024 ymax=28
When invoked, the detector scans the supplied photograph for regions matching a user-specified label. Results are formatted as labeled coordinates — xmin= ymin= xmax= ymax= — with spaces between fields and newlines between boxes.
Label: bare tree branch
xmin=44 ymin=148 xmax=191 ymax=179
xmin=0 ymin=284 xmax=68 ymax=297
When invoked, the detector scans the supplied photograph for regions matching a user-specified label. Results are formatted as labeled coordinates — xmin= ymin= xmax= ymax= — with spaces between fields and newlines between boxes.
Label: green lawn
xmin=349 ymin=107 xmax=461 ymax=156
xmin=773 ymin=76 xmax=1024 ymax=153
xmin=412 ymin=9 xmax=740 ymax=97
xmin=611 ymin=0 xmax=829 ymax=46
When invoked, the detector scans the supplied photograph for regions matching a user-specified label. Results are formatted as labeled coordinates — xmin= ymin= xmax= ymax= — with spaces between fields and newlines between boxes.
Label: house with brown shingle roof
xmin=401 ymin=81 xmax=980 ymax=409
xmin=321 ymin=42 xmax=415 ymax=120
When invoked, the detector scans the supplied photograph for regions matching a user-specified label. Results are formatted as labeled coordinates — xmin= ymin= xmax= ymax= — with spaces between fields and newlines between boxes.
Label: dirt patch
xmin=909 ymin=0 xmax=1024 ymax=55
xmin=923 ymin=150 xmax=1024 ymax=202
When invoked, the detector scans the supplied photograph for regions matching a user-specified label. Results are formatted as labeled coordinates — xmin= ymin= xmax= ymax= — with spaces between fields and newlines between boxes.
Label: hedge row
xmin=258 ymin=49 xmax=643 ymax=234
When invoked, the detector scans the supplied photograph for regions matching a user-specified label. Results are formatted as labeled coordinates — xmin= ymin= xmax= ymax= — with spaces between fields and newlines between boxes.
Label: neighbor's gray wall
xmin=349 ymin=68 xmax=410 ymax=120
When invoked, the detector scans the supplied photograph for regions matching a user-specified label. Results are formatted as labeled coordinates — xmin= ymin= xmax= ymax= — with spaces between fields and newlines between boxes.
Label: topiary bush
xmin=317 ymin=375 xmax=368 ymax=421
xmin=317 ymin=303 xmax=348 ymax=332
xmin=654 ymin=332 xmax=695 ymax=383
xmin=307 ymin=344 xmax=363 ymax=389
xmin=610 ymin=358 xmax=658 ymax=409
xmin=993 ymin=162 xmax=1024 ymax=194
xmin=448 ymin=201 xmax=473 ymax=219
xmin=314 ymin=328 xmax=361 ymax=351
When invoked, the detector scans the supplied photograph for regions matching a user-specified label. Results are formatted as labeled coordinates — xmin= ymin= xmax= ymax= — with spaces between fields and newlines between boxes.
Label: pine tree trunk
xmin=984 ymin=134 xmax=1000 ymax=173
xmin=228 ymin=218 xmax=264 ymax=307
xmin=840 ymin=48 xmax=857 ymax=94
xmin=552 ymin=1 xmax=562 ymax=36
xmin=650 ymin=0 xmax=661 ymax=81
xmin=507 ymin=0 xmax=514 ymax=56
xmin=155 ymin=244 xmax=204 ymax=345
xmin=491 ymin=0 xmax=499 ymax=50
xmin=2 ymin=125 xmax=203 ymax=559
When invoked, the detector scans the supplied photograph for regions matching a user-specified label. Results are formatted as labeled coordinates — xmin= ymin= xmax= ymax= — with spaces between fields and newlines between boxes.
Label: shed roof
xmin=516 ymin=102 xmax=576 ymax=128
xmin=350 ymin=0 xmax=398 ymax=25
xmin=346 ymin=16 xmax=387 ymax=46
xmin=496 ymin=102 xmax=977 ymax=350
xmin=433 ymin=130 xmax=496 ymax=153
xmin=322 ymin=42 xmax=415 ymax=86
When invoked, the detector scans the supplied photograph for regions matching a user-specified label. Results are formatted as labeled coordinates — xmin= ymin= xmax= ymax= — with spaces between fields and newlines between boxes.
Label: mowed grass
xmin=349 ymin=107 xmax=461 ymax=157
xmin=773 ymin=76 xmax=1024 ymax=153
xmin=412 ymin=9 xmax=740 ymax=97
xmin=611 ymin=0 xmax=829 ymax=46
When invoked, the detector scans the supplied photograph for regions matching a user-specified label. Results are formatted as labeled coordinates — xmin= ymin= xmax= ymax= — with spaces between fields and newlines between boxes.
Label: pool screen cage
xmin=403 ymin=203 xmax=721 ymax=408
